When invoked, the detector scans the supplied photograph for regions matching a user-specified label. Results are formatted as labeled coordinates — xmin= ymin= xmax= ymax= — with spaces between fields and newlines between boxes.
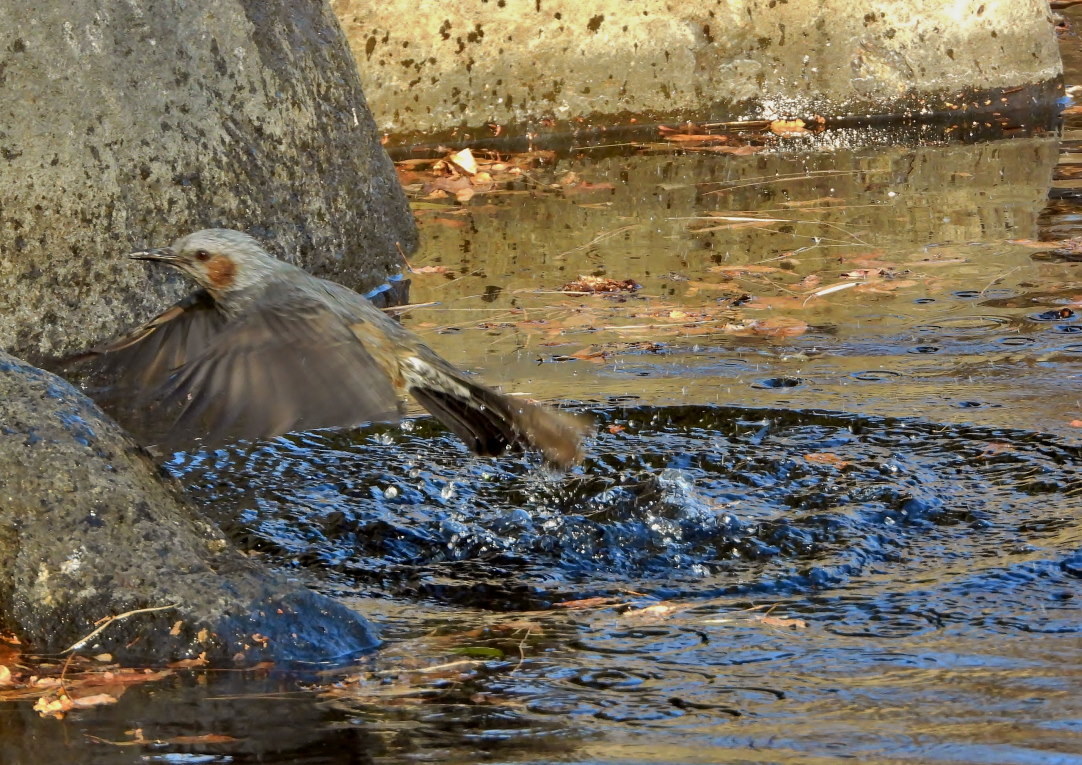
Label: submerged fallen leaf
xmin=553 ymin=596 xmax=625 ymax=610
xmin=804 ymin=452 xmax=850 ymax=468
xmin=736 ymin=317 xmax=809 ymax=337
xmin=71 ymin=693 xmax=119 ymax=709
xmin=708 ymin=264 xmax=786 ymax=275
xmin=663 ymin=133 xmax=731 ymax=144
xmin=168 ymin=653 xmax=208 ymax=669
xmin=168 ymin=734 xmax=243 ymax=745
xmin=753 ymin=614 xmax=808 ymax=629
xmin=562 ymin=180 xmax=617 ymax=194
xmin=559 ymin=276 xmax=641 ymax=293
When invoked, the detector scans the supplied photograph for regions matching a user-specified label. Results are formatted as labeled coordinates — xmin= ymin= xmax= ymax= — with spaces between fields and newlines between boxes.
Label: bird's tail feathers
xmin=404 ymin=358 xmax=589 ymax=469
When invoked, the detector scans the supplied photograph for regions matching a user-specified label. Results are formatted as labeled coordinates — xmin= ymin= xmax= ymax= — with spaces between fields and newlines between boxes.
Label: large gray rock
xmin=0 ymin=351 xmax=379 ymax=664
xmin=332 ymin=0 xmax=1062 ymax=143
xmin=0 ymin=0 xmax=417 ymax=360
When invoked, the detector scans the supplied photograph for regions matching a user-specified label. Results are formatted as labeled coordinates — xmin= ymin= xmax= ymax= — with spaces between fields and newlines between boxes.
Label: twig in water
xmin=62 ymin=603 xmax=179 ymax=655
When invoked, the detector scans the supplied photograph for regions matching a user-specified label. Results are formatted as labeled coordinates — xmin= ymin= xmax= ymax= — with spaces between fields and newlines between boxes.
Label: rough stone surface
xmin=332 ymin=0 xmax=1062 ymax=142
xmin=0 ymin=351 xmax=379 ymax=664
xmin=0 ymin=0 xmax=417 ymax=361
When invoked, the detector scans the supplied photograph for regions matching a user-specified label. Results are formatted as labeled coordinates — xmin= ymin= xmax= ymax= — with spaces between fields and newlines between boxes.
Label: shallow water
xmin=5 ymin=114 xmax=1082 ymax=765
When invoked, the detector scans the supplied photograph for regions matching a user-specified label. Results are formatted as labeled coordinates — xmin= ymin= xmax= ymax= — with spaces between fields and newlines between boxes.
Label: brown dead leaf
xmin=855 ymin=279 xmax=917 ymax=294
xmin=770 ymin=118 xmax=808 ymax=135
xmin=663 ymin=133 xmax=731 ymax=144
xmin=553 ymin=596 xmax=624 ymax=610
xmin=742 ymin=317 xmax=809 ymax=337
xmin=426 ymin=216 xmax=468 ymax=229
xmin=622 ymin=601 xmax=696 ymax=621
xmin=410 ymin=265 xmax=452 ymax=275
xmin=560 ymin=275 xmax=641 ymax=293
xmin=1069 ymin=420 xmax=1082 ymax=428
xmin=606 ymin=424 xmax=626 ymax=434
xmin=754 ymin=614 xmax=808 ymax=629
xmin=551 ymin=347 xmax=610 ymax=363
xmin=707 ymin=264 xmax=786 ymax=275
xmin=841 ymin=268 xmax=884 ymax=279
xmin=562 ymin=181 xmax=617 ymax=195
xmin=804 ymin=452 xmax=850 ymax=468
xmin=169 ymin=653 xmax=208 ymax=669
xmin=686 ymin=144 xmax=761 ymax=155
xmin=689 ymin=218 xmax=779 ymax=233
xmin=71 ymin=693 xmax=119 ymax=709
xmin=780 ymin=196 xmax=845 ymax=208
xmin=423 ymin=175 xmax=473 ymax=195
xmin=683 ymin=280 xmax=742 ymax=296
xmin=626 ymin=604 xmax=679 ymax=618
xmin=169 ymin=734 xmax=243 ymax=745
xmin=34 ymin=693 xmax=74 ymax=719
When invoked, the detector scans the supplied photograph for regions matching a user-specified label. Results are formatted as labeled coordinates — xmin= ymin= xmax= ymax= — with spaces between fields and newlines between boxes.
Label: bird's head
xmin=131 ymin=229 xmax=284 ymax=298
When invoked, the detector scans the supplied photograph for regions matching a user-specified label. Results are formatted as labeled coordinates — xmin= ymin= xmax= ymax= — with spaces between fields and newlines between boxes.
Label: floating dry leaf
xmin=770 ymin=118 xmax=809 ymax=135
xmin=448 ymin=147 xmax=478 ymax=175
xmin=550 ymin=347 xmax=611 ymax=363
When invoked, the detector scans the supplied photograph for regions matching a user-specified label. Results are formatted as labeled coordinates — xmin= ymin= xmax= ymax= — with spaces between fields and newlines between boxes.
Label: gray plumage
xmin=66 ymin=229 xmax=589 ymax=468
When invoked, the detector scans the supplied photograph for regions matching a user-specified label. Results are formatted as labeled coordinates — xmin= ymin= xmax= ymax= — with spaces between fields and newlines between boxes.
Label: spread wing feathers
xmin=59 ymin=290 xmax=225 ymax=394
xmin=404 ymin=355 xmax=589 ymax=469
xmin=152 ymin=293 xmax=403 ymax=448
xmin=61 ymin=287 xmax=402 ymax=449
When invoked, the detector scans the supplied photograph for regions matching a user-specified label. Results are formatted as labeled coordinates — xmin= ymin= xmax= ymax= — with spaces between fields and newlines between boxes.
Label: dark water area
xmin=7 ymin=20 xmax=1082 ymax=765
xmin=4 ymin=406 xmax=1081 ymax=763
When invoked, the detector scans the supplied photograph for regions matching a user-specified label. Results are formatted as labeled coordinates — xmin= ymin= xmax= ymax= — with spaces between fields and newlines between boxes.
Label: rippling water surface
xmin=5 ymin=90 xmax=1082 ymax=765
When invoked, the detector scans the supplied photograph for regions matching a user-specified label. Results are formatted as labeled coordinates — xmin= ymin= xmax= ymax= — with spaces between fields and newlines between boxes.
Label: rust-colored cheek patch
xmin=206 ymin=255 xmax=237 ymax=289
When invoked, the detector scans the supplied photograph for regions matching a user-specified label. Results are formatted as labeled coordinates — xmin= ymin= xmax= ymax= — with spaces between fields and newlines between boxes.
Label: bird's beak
xmin=129 ymin=247 xmax=178 ymax=263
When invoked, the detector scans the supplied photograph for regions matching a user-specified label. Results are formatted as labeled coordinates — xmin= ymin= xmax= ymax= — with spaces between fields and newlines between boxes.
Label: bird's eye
xmin=194 ymin=249 xmax=211 ymax=262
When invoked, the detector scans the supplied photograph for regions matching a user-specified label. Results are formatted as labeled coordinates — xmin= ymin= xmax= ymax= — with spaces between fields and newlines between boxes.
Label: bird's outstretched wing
xmin=57 ymin=290 xmax=228 ymax=437
xmin=63 ymin=285 xmax=403 ymax=449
